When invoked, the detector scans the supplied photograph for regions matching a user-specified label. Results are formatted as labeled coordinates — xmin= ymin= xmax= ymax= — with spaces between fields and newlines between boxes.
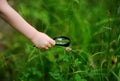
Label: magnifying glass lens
xmin=56 ymin=38 xmax=69 ymax=44
xmin=53 ymin=36 xmax=70 ymax=47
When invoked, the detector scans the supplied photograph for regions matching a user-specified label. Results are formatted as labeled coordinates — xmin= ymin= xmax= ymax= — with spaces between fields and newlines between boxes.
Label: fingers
xmin=46 ymin=39 xmax=55 ymax=49
xmin=46 ymin=42 xmax=52 ymax=48
xmin=37 ymin=40 xmax=55 ymax=50
xmin=36 ymin=45 xmax=48 ymax=50
xmin=49 ymin=39 xmax=56 ymax=46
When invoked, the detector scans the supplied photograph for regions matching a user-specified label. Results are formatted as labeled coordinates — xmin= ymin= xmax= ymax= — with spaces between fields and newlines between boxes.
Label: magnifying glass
xmin=53 ymin=36 xmax=71 ymax=47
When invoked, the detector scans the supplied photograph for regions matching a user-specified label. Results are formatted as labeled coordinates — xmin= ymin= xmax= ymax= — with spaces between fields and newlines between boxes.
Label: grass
xmin=0 ymin=0 xmax=120 ymax=81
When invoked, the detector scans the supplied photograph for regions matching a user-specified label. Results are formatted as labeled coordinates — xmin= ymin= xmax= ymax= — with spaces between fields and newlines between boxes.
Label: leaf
xmin=74 ymin=74 xmax=87 ymax=81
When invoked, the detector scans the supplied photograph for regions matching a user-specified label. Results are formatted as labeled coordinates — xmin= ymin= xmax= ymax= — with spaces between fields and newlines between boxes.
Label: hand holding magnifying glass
xmin=34 ymin=36 xmax=71 ymax=50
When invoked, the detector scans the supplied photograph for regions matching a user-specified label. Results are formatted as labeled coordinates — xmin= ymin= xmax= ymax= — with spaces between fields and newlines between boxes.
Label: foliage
xmin=0 ymin=0 xmax=120 ymax=81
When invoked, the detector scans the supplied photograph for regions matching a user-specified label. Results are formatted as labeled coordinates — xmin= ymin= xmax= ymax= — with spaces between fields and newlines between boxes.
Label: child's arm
xmin=0 ymin=0 xmax=55 ymax=50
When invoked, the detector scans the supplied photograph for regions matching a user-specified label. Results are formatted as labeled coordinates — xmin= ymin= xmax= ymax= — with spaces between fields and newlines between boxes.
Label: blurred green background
xmin=0 ymin=0 xmax=120 ymax=81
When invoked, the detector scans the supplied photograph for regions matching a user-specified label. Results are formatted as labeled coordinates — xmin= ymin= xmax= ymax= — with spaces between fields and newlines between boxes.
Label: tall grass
xmin=0 ymin=0 xmax=120 ymax=81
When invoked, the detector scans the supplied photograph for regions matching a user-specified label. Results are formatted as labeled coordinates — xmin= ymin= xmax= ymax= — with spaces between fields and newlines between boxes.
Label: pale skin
xmin=0 ymin=0 xmax=55 ymax=50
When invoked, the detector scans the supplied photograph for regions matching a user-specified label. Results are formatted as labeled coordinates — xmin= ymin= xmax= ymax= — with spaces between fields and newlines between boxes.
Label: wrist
xmin=29 ymin=30 xmax=39 ymax=41
xmin=30 ymin=30 xmax=44 ymax=42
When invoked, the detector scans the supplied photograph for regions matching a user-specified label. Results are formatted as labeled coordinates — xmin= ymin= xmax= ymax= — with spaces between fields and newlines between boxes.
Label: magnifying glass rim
xmin=53 ymin=36 xmax=71 ymax=47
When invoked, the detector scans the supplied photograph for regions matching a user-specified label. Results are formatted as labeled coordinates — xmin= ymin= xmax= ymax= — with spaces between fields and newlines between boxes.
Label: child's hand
xmin=31 ymin=32 xmax=55 ymax=50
